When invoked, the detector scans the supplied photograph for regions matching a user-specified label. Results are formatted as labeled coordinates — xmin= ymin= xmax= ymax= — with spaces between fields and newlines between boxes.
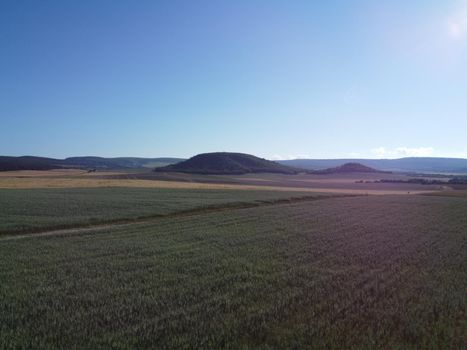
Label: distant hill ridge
xmin=314 ymin=162 xmax=387 ymax=174
xmin=155 ymin=152 xmax=300 ymax=175
xmin=279 ymin=157 xmax=467 ymax=174
xmin=0 ymin=156 xmax=184 ymax=171
xmin=2 ymin=154 xmax=467 ymax=174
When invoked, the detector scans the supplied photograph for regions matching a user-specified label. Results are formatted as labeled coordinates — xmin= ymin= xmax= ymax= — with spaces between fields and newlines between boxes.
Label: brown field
xmin=0 ymin=169 xmax=446 ymax=195
xmin=0 ymin=169 xmax=87 ymax=177
xmin=422 ymin=190 xmax=467 ymax=198
xmin=112 ymin=170 xmax=450 ymax=192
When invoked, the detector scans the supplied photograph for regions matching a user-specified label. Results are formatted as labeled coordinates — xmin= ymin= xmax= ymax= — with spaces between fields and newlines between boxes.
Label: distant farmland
xmin=1 ymin=191 xmax=465 ymax=349
xmin=0 ymin=169 xmax=444 ymax=195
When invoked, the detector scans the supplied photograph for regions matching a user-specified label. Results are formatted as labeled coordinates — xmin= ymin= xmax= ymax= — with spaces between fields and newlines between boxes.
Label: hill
xmin=4 ymin=155 xmax=467 ymax=174
xmin=0 ymin=156 xmax=184 ymax=171
xmin=0 ymin=156 xmax=62 ymax=171
xmin=155 ymin=152 xmax=300 ymax=175
xmin=62 ymin=157 xmax=184 ymax=169
xmin=313 ymin=162 xmax=386 ymax=174
xmin=279 ymin=157 xmax=467 ymax=174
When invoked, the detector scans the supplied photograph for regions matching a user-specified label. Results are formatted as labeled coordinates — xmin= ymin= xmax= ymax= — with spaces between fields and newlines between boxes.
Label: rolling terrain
xmin=0 ymin=156 xmax=184 ymax=171
xmin=313 ymin=162 xmax=388 ymax=174
xmin=3 ymin=154 xmax=467 ymax=174
xmin=155 ymin=152 xmax=301 ymax=174
xmin=279 ymin=157 xmax=467 ymax=174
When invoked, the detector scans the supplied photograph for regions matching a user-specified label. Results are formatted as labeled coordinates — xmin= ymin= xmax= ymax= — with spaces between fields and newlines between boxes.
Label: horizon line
xmin=2 ymin=154 xmax=467 ymax=161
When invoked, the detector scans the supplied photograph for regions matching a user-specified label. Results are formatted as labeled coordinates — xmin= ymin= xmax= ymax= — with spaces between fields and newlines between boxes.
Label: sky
xmin=1 ymin=0 xmax=467 ymax=159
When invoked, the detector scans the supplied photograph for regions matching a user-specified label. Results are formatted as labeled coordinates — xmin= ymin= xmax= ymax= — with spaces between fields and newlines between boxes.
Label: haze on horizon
xmin=1 ymin=1 xmax=466 ymax=160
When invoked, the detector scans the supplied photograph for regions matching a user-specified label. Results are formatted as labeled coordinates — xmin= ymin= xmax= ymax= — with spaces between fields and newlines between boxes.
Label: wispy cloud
xmin=371 ymin=147 xmax=434 ymax=158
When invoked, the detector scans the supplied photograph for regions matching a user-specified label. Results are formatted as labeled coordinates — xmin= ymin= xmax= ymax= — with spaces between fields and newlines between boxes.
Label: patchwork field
xmin=0 ymin=169 xmax=443 ymax=196
xmin=0 ymin=188 xmax=466 ymax=349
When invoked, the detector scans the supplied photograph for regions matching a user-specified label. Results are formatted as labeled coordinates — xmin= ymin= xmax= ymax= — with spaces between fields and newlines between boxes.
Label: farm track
xmin=0 ymin=193 xmax=358 ymax=241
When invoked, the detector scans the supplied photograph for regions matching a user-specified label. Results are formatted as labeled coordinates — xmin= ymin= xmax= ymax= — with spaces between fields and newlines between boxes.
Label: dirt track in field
xmin=2 ymin=188 xmax=457 ymax=242
xmin=0 ymin=194 xmax=357 ymax=241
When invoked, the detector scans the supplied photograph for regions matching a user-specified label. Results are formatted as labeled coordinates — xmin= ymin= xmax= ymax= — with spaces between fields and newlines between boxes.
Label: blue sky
xmin=1 ymin=0 xmax=467 ymax=159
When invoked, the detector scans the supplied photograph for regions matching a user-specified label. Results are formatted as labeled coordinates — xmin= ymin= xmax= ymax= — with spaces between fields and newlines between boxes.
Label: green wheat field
xmin=1 ymin=188 xmax=465 ymax=349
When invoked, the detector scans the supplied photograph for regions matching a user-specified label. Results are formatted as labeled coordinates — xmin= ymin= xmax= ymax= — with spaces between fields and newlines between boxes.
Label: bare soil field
xmin=108 ymin=170 xmax=449 ymax=191
xmin=0 ymin=169 xmax=447 ymax=195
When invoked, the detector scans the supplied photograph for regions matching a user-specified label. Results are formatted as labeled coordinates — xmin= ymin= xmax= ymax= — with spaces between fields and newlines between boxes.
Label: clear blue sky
xmin=1 ymin=0 xmax=466 ymax=159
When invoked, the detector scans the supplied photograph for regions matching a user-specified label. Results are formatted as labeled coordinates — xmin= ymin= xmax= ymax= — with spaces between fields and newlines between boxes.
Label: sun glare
xmin=448 ymin=21 xmax=463 ymax=38
xmin=447 ymin=3 xmax=467 ymax=40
